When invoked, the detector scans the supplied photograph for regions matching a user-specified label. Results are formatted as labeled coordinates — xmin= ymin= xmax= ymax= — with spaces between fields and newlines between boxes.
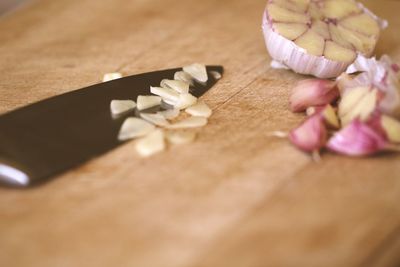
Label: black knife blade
xmin=0 ymin=65 xmax=223 ymax=187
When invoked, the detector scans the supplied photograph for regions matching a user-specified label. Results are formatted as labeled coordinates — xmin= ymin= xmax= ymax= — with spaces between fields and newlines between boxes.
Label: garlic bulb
xmin=262 ymin=0 xmax=387 ymax=78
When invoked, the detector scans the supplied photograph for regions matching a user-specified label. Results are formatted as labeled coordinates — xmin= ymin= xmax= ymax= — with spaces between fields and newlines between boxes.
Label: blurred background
xmin=0 ymin=0 xmax=27 ymax=15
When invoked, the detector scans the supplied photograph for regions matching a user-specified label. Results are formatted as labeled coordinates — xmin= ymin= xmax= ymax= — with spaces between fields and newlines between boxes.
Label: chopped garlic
xmin=166 ymin=131 xmax=196 ymax=145
xmin=185 ymin=101 xmax=212 ymax=118
xmin=103 ymin=72 xmax=122 ymax=82
xmin=157 ymin=108 xmax=180 ymax=120
xmin=150 ymin=86 xmax=180 ymax=103
xmin=210 ymin=71 xmax=222 ymax=80
xmin=118 ymin=117 xmax=155 ymax=141
xmin=110 ymin=100 xmax=136 ymax=115
xmin=167 ymin=116 xmax=207 ymax=129
xmin=140 ymin=112 xmax=170 ymax=127
xmin=174 ymin=71 xmax=194 ymax=86
xmin=135 ymin=129 xmax=165 ymax=157
xmin=174 ymin=93 xmax=197 ymax=110
xmin=137 ymin=95 xmax=162 ymax=110
xmin=160 ymin=79 xmax=190 ymax=94
xmin=183 ymin=63 xmax=208 ymax=83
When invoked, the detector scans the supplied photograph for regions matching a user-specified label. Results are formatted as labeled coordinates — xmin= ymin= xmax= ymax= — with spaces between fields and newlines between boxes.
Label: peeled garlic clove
xmin=150 ymin=86 xmax=180 ymax=103
xmin=338 ymin=86 xmax=370 ymax=117
xmin=346 ymin=55 xmax=400 ymax=117
xmin=140 ymin=113 xmax=170 ymax=127
xmin=321 ymin=104 xmax=340 ymax=129
xmin=118 ymin=117 xmax=155 ymax=141
xmin=166 ymin=131 xmax=197 ymax=145
xmin=262 ymin=0 xmax=384 ymax=78
xmin=157 ymin=108 xmax=180 ymax=120
xmin=306 ymin=105 xmax=339 ymax=129
xmin=368 ymin=114 xmax=400 ymax=144
xmin=160 ymin=79 xmax=190 ymax=94
xmin=290 ymin=79 xmax=339 ymax=112
xmin=174 ymin=93 xmax=197 ymax=110
xmin=327 ymin=120 xmax=387 ymax=156
xmin=167 ymin=116 xmax=207 ymax=129
xmin=340 ymin=87 xmax=378 ymax=126
xmin=381 ymin=115 xmax=400 ymax=143
xmin=110 ymin=100 xmax=136 ymax=115
xmin=103 ymin=72 xmax=122 ymax=82
xmin=185 ymin=101 xmax=212 ymax=118
xmin=135 ymin=129 xmax=165 ymax=157
xmin=174 ymin=71 xmax=194 ymax=86
xmin=289 ymin=115 xmax=327 ymax=153
xmin=183 ymin=63 xmax=208 ymax=83
xmin=137 ymin=95 xmax=162 ymax=111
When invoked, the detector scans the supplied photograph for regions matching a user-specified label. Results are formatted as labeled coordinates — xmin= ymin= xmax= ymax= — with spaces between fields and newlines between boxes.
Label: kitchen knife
xmin=0 ymin=65 xmax=223 ymax=187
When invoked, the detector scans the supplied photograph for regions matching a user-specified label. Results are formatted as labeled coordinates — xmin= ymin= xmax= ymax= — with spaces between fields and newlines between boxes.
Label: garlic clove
xmin=135 ymin=129 xmax=165 ymax=157
xmin=290 ymin=79 xmax=339 ymax=112
xmin=140 ymin=113 xmax=170 ymax=127
xmin=167 ymin=116 xmax=207 ymax=129
xmin=328 ymin=24 xmax=353 ymax=50
xmin=183 ymin=63 xmax=208 ymax=83
xmin=160 ymin=79 xmax=190 ymax=94
xmin=337 ymin=25 xmax=376 ymax=56
xmin=110 ymin=100 xmax=136 ymax=115
xmin=103 ymin=72 xmax=122 ymax=82
xmin=321 ymin=0 xmax=360 ymax=19
xmin=118 ymin=117 xmax=156 ymax=141
xmin=327 ymin=120 xmax=387 ymax=156
xmin=185 ymin=101 xmax=212 ymax=118
xmin=137 ymin=95 xmax=162 ymax=111
xmin=273 ymin=23 xmax=308 ymax=40
xmin=324 ymin=41 xmax=356 ymax=63
xmin=310 ymin=20 xmax=330 ymax=40
xmin=338 ymin=86 xmax=370 ymax=117
xmin=381 ymin=115 xmax=400 ymax=143
xmin=340 ymin=13 xmax=380 ymax=37
xmin=166 ymin=131 xmax=197 ymax=145
xmin=267 ymin=3 xmax=309 ymax=23
xmin=340 ymin=88 xmax=378 ymax=126
xmin=306 ymin=104 xmax=340 ymax=129
xmin=322 ymin=104 xmax=340 ymax=129
xmin=289 ymin=115 xmax=327 ymax=153
xmin=294 ymin=30 xmax=325 ymax=57
xmin=346 ymin=55 xmax=400 ymax=117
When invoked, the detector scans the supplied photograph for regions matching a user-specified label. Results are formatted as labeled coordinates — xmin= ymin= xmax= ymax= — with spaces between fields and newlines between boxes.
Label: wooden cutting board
xmin=0 ymin=0 xmax=399 ymax=266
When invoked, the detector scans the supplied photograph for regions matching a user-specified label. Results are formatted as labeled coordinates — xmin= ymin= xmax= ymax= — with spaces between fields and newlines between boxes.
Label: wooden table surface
xmin=0 ymin=0 xmax=400 ymax=266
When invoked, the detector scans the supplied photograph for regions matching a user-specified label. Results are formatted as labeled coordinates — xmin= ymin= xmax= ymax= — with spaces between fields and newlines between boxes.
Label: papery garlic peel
xmin=262 ymin=0 xmax=385 ymax=78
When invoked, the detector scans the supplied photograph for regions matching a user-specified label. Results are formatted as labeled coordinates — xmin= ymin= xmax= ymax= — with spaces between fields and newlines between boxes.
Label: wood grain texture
xmin=0 ymin=0 xmax=399 ymax=266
